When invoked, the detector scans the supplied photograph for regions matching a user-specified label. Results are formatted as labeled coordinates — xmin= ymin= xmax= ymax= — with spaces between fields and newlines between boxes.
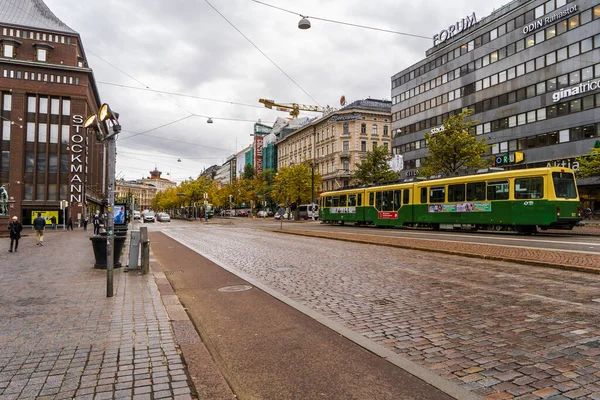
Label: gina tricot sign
xmin=522 ymin=4 xmax=578 ymax=35
xmin=551 ymin=78 xmax=600 ymax=102
xmin=433 ymin=13 xmax=477 ymax=46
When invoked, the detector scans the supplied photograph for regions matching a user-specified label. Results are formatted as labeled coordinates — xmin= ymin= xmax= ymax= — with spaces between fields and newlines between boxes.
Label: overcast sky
xmin=43 ymin=0 xmax=509 ymax=183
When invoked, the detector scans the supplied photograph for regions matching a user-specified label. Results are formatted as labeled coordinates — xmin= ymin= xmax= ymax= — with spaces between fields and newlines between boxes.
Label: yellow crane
xmin=259 ymin=98 xmax=336 ymax=119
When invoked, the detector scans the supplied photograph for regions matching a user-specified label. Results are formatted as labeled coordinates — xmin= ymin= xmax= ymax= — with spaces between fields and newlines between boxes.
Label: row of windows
xmin=25 ymin=123 xmax=70 ymax=144
xmin=396 ymin=61 xmax=600 ymax=136
xmin=2 ymin=68 xmax=80 ymax=85
xmin=393 ymin=34 xmax=600 ymax=121
xmin=1 ymin=41 xmax=52 ymax=62
xmin=316 ymin=141 xmax=389 ymax=158
xmin=391 ymin=0 xmax=581 ymax=89
xmin=22 ymin=184 xmax=69 ymax=201
xmin=395 ymin=122 xmax=600 ymax=170
xmin=1 ymin=26 xmax=72 ymax=44
xmin=423 ymin=178 xmax=548 ymax=203
xmin=392 ymin=3 xmax=599 ymax=102
xmin=474 ymin=92 xmax=600 ymax=136
xmin=27 ymin=96 xmax=71 ymax=115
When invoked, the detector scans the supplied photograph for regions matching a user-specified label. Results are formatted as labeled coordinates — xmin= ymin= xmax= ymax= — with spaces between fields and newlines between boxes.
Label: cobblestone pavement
xmin=0 ymin=230 xmax=195 ymax=400
xmin=159 ymin=223 xmax=600 ymax=400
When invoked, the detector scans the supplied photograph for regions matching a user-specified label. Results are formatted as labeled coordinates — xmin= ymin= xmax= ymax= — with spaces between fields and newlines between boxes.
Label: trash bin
xmin=89 ymin=235 xmax=126 ymax=269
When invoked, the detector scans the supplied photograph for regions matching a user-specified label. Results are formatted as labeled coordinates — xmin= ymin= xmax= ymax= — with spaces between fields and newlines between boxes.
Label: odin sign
xmin=522 ymin=4 xmax=578 ymax=34
xmin=433 ymin=13 xmax=477 ymax=46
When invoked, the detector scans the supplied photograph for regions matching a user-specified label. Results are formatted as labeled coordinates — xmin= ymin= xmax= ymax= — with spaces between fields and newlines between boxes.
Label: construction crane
xmin=259 ymin=98 xmax=336 ymax=119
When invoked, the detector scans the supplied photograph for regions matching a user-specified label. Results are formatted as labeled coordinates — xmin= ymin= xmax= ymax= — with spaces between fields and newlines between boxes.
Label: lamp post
xmin=309 ymin=161 xmax=316 ymax=220
xmin=84 ymin=103 xmax=121 ymax=298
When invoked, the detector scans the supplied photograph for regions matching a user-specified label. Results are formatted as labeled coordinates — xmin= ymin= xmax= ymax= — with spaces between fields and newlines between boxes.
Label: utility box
xmin=128 ymin=230 xmax=141 ymax=270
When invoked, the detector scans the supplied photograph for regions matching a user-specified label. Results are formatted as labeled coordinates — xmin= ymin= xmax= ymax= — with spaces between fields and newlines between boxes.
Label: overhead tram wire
xmin=97 ymin=82 xmax=266 ymax=110
xmin=204 ymin=0 xmax=320 ymax=106
xmin=250 ymin=0 xmax=430 ymax=40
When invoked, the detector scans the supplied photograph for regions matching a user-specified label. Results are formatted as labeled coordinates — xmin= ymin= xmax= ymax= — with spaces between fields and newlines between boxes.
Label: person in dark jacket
xmin=67 ymin=217 xmax=73 ymax=231
xmin=8 ymin=216 xmax=23 ymax=252
xmin=33 ymin=212 xmax=46 ymax=246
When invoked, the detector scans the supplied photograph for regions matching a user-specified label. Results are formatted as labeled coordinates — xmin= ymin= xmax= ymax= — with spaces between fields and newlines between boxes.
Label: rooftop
xmin=0 ymin=0 xmax=77 ymax=34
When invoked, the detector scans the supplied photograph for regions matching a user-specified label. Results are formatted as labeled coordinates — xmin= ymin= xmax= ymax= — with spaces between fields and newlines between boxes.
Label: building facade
xmin=114 ymin=179 xmax=157 ymax=211
xmin=278 ymin=99 xmax=392 ymax=191
xmin=391 ymin=0 xmax=600 ymax=206
xmin=137 ymin=167 xmax=176 ymax=192
xmin=0 ymin=0 xmax=105 ymax=225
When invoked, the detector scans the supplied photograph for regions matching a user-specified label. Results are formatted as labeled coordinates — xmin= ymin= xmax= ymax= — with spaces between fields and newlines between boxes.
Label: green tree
xmin=242 ymin=163 xmax=255 ymax=180
xmin=353 ymin=145 xmax=399 ymax=185
xmin=419 ymin=109 xmax=489 ymax=177
xmin=576 ymin=147 xmax=600 ymax=178
xmin=271 ymin=164 xmax=321 ymax=207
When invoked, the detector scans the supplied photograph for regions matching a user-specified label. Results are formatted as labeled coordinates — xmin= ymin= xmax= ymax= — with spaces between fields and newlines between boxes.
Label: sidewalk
xmin=0 ymin=229 xmax=217 ymax=399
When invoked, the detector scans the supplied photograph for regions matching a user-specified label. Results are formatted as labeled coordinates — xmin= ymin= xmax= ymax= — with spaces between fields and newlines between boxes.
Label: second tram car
xmin=319 ymin=167 xmax=581 ymax=233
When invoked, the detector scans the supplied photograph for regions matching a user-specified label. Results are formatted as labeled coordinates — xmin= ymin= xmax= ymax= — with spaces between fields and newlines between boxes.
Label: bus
xmin=319 ymin=167 xmax=581 ymax=233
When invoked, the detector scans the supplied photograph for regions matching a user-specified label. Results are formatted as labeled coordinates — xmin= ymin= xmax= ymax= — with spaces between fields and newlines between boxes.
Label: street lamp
xmin=84 ymin=103 xmax=121 ymax=298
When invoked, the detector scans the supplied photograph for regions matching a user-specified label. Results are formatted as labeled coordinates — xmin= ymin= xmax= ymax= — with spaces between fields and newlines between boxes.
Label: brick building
xmin=0 ymin=0 xmax=104 ymax=226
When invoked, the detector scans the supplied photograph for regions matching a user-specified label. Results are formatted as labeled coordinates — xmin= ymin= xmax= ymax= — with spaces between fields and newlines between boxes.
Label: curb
xmin=274 ymin=229 xmax=600 ymax=275
xmin=147 ymin=254 xmax=236 ymax=400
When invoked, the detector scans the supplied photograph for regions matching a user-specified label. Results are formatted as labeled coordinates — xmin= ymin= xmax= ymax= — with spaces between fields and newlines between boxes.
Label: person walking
xmin=83 ymin=216 xmax=88 ymax=232
xmin=8 ymin=216 xmax=23 ymax=252
xmin=67 ymin=217 xmax=74 ymax=231
xmin=50 ymin=215 xmax=57 ymax=230
xmin=93 ymin=213 xmax=101 ymax=235
xmin=33 ymin=212 xmax=46 ymax=246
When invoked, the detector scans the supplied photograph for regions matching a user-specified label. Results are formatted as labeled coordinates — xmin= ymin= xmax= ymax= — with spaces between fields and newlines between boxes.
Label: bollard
xmin=140 ymin=226 xmax=150 ymax=274
xmin=128 ymin=230 xmax=141 ymax=270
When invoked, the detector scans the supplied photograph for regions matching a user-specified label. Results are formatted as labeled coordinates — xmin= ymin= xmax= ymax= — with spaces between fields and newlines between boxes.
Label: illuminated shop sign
xmin=522 ymin=4 xmax=578 ymax=34
xmin=433 ymin=13 xmax=477 ymax=46
xmin=551 ymin=78 xmax=600 ymax=102
xmin=491 ymin=152 xmax=525 ymax=167
xmin=70 ymin=115 xmax=86 ymax=203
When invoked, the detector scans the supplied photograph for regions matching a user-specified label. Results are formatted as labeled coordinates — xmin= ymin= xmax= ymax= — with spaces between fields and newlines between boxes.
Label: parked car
xmin=157 ymin=212 xmax=170 ymax=222
xmin=257 ymin=210 xmax=268 ymax=218
xmin=143 ymin=211 xmax=155 ymax=223
xmin=133 ymin=211 xmax=141 ymax=220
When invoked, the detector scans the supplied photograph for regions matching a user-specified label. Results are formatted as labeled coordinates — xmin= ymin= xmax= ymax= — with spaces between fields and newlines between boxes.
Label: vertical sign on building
xmin=254 ymin=136 xmax=264 ymax=176
xmin=70 ymin=115 xmax=86 ymax=203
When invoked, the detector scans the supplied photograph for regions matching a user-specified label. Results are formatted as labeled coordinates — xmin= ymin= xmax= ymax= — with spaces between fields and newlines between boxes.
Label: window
xmin=448 ymin=184 xmax=465 ymax=202
xmin=37 ymin=48 xmax=47 ymax=62
xmin=403 ymin=189 xmax=410 ymax=205
xmin=559 ymin=129 xmax=569 ymax=143
xmin=383 ymin=125 xmax=389 ymax=136
xmin=361 ymin=123 xmax=366 ymax=134
xmin=552 ymin=171 xmax=577 ymax=199
xmin=514 ymin=177 xmax=543 ymax=199
xmin=361 ymin=141 xmax=366 ymax=152
xmin=487 ymin=181 xmax=509 ymax=200
xmin=467 ymin=182 xmax=486 ymax=201
xmin=2 ymin=43 xmax=14 ymax=58
xmin=50 ymin=124 xmax=59 ymax=143
xmin=420 ymin=188 xmax=428 ymax=203
xmin=429 ymin=187 xmax=445 ymax=203
xmin=372 ymin=124 xmax=378 ymax=135
xmin=372 ymin=141 xmax=377 ymax=150
xmin=343 ymin=123 xmax=349 ymax=135
xmin=38 ymin=123 xmax=47 ymax=143
xmin=27 ymin=123 xmax=35 ymax=142
xmin=2 ymin=121 xmax=9 ymax=141
xmin=37 ymin=153 xmax=46 ymax=172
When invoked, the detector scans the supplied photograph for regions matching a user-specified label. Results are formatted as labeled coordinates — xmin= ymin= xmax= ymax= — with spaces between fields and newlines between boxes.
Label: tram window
xmin=430 ymin=186 xmax=445 ymax=203
xmin=325 ymin=197 xmax=332 ymax=207
xmin=358 ymin=194 xmax=363 ymax=206
xmin=552 ymin=172 xmax=577 ymax=198
xmin=369 ymin=192 xmax=374 ymax=206
xmin=448 ymin=184 xmax=466 ymax=202
xmin=403 ymin=189 xmax=410 ymax=205
xmin=394 ymin=191 xmax=401 ymax=210
xmin=514 ymin=177 xmax=544 ymax=199
xmin=348 ymin=194 xmax=357 ymax=207
xmin=487 ymin=180 xmax=509 ymax=200
xmin=382 ymin=191 xmax=394 ymax=211
xmin=339 ymin=195 xmax=347 ymax=207
xmin=332 ymin=196 xmax=339 ymax=207
xmin=420 ymin=188 xmax=428 ymax=203
xmin=375 ymin=192 xmax=383 ymax=210
xmin=467 ymin=182 xmax=486 ymax=201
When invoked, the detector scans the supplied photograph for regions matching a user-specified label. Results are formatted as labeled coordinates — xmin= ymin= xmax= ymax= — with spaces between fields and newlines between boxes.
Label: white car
xmin=143 ymin=211 xmax=155 ymax=223
xmin=133 ymin=211 xmax=141 ymax=220
xmin=157 ymin=213 xmax=170 ymax=222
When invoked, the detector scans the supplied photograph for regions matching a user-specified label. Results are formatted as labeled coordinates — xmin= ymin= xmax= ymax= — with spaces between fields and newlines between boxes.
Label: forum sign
xmin=433 ymin=13 xmax=477 ymax=46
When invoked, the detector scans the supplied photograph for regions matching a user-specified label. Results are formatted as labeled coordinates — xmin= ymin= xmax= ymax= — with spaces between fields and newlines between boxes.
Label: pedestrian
xmin=67 ymin=217 xmax=73 ymax=231
xmin=50 ymin=215 xmax=57 ymax=230
xmin=8 ymin=216 xmax=23 ymax=252
xmin=83 ymin=216 xmax=88 ymax=231
xmin=93 ymin=213 xmax=101 ymax=235
xmin=33 ymin=212 xmax=46 ymax=246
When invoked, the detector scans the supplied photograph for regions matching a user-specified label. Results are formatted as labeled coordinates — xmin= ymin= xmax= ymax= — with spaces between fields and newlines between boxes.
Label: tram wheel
xmin=494 ymin=225 xmax=504 ymax=231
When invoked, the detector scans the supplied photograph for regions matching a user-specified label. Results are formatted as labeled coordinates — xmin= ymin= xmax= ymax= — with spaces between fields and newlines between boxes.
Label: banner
xmin=113 ymin=203 xmax=127 ymax=225
xmin=428 ymin=202 xmax=491 ymax=213
xmin=31 ymin=211 xmax=59 ymax=225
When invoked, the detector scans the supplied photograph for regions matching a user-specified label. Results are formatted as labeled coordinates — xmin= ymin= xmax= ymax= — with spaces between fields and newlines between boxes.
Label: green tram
xmin=319 ymin=167 xmax=581 ymax=233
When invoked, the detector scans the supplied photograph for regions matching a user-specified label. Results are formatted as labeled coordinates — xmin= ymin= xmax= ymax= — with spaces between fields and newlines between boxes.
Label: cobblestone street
xmin=0 ymin=230 xmax=195 ymax=400
xmin=160 ymin=223 xmax=600 ymax=400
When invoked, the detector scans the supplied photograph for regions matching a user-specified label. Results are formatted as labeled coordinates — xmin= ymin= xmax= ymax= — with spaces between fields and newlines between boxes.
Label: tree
xmin=242 ymin=163 xmax=255 ymax=180
xmin=353 ymin=145 xmax=399 ymax=185
xmin=576 ymin=147 xmax=600 ymax=178
xmin=271 ymin=164 xmax=321 ymax=208
xmin=419 ymin=109 xmax=489 ymax=178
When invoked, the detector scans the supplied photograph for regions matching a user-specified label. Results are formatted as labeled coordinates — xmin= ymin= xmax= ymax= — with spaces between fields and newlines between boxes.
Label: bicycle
xmin=581 ymin=208 xmax=600 ymax=220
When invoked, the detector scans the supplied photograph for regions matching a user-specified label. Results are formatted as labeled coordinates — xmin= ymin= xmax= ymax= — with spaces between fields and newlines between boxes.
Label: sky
xmin=43 ymin=0 xmax=510 ymax=183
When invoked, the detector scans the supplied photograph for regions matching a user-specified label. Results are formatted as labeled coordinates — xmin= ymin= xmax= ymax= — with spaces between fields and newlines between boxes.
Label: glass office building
xmin=391 ymin=0 xmax=600 ymax=207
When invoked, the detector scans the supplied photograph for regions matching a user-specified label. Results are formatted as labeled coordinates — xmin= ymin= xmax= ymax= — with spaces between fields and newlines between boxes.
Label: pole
xmin=311 ymin=163 xmax=315 ymax=220
xmin=106 ymin=135 xmax=116 ymax=298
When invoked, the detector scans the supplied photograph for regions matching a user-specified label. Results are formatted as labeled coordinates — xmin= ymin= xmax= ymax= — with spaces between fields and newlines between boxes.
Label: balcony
xmin=340 ymin=149 xmax=350 ymax=158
